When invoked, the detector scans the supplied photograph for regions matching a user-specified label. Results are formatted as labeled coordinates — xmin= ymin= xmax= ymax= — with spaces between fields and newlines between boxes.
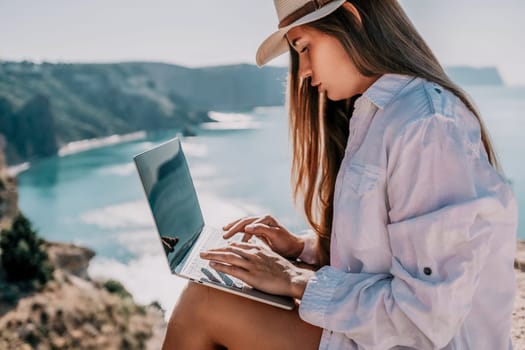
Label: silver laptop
xmin=133 ymin=137 xmax=295 ymax=310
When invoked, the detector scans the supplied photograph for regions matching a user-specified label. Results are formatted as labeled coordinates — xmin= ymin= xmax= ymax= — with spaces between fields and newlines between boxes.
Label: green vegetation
xmin=149 ymin=300 xmax=164 ymax=312
xmin=0 ymin=61 xmax=287 ymax=165
xmin=102 ymin=279 xmax=132 ymax=299
xmin=0 ymin=214 xmax=54 ymax=288
xmin=102 ymin=279 xmax=148 ymax=317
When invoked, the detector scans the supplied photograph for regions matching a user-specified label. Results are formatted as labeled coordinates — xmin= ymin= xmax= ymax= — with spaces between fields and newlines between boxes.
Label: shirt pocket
xmin=346 ymin=161 xmax=382 ymax=196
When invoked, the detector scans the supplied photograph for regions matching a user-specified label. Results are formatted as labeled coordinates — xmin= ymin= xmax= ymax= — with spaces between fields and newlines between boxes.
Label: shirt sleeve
xmin=298 ymin=114 xmax=516 ymax=349
xmin=297 ymin=229 xmax=319 ymax=265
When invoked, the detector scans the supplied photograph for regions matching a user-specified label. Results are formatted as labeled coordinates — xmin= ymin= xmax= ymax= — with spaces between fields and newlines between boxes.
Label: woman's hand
xmin=222 ymin=215 xmax=304 ymax=259
xmin=200 ymin=242 xmax=314 ymax=299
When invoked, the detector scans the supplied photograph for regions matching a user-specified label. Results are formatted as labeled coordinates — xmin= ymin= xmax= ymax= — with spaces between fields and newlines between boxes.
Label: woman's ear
xmin=342 ymin=2 xmax=362 ymax=24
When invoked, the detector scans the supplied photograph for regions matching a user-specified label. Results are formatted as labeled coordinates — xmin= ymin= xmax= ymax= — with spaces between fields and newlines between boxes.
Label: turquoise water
xmin=17 ymin=107 xmax=306 ymax=260
xmin=15 ymin=85 xmax=525 ymax=310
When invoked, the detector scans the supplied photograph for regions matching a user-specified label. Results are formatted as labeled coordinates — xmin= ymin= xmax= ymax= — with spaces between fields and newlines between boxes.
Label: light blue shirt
xmin=297 ymin=74 xmax=518 ymax=350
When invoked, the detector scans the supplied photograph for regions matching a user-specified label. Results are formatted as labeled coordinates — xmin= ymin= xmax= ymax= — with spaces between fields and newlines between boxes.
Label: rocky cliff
xmin=0 ymin=135 xmax=18 ymax=230
xmin=0 ymin=61 xmax=286 ymax=165
xmin=445 ymin=66 xmax=504 ymax=86
xmin=0 ymin=243 xmax=166 ymax=350
xmin=0 ymin=146 xmax=166 ymax=349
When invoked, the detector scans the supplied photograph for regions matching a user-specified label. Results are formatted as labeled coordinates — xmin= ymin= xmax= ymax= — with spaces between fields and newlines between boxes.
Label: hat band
xmin=278 ymin=0 xmax=339 ymax=29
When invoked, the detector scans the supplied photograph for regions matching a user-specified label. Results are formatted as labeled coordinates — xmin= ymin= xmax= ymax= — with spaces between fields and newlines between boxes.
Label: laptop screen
xmin=134 ymin=138 xmax=205 ymax=271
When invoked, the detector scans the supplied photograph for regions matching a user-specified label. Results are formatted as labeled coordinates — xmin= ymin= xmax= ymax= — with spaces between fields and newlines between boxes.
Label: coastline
xmin=5 ymin=109 xmax=256 ymax=177
xmin=7 ymin=131 xmax=148 ymax=176
xmin=58 ymin=131 xmax=147 ymax=157
xmin=5 ymin=162 xmax=29 ymax=177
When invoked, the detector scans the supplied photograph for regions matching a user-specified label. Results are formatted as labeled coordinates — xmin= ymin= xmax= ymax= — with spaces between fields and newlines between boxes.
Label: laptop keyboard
xmin=183 ymin=226 xmax=248 ymax=289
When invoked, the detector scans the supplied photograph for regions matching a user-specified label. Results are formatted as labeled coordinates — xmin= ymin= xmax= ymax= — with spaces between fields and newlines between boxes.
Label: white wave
xmin=208 ymin=111 xmax=253 ymax=123
xmin=88 ymin=254 xmax=188 ymax=321
xmin=200 ymin=121 xmax=262 ymax=130
xmin=226 ymin=200 xmax=269 ymax=219
xmin=115 ymin=229 xmax=163 ymax=257
xmin=80 ymin=200 xmax=154 ymax=229
xmin=252 ymin=106 xmax=285 ymax=114
xmin=59 ymin=131 xmax=147 ymax=156
xmin=98 ymin=162 xmax=136 ymax=176
xmin=204 ymin=111 xmax=262 ymax=130
xmin=179 ymin=140 xmax=208 ymax=158
xmin=188 ymin=164 xmax=217 ymax=178
xmin=197 ymin=192 xmax=267 ymax=229
xmin=136 ymin=141 xmax=156 ymax=151
xmin=7 ymin=162 xmax=30 ymax=176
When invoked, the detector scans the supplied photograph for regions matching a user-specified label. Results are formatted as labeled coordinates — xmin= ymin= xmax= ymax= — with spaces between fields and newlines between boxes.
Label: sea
xmin=13 ymin=85 xmax=525 ymax=318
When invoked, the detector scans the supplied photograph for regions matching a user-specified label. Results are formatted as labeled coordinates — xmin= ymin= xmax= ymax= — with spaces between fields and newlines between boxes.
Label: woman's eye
xmin=300 ymin=46 xmax=308 ymax=53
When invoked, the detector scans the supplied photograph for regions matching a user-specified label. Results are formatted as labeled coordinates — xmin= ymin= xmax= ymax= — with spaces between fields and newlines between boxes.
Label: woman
xmin=162 ymin=0 xmax=518 ymax=349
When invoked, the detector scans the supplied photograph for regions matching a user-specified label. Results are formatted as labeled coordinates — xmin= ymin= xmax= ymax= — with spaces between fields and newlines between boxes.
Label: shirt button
xmin=423 ymin=267 xmax=432 ymax=276
xmin=434 ymin=87 xmax=442 ymax=94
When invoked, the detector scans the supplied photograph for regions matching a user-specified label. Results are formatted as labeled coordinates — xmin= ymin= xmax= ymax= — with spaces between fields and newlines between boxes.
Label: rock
xmin=45 ymin=242 xmax=95 ymax=279
xmin=446 ymin=66 xmax=505 ymax=86
xmin=0 ymin=276 xmax=166 ymax=349
xmin=51 ymin=336 xmax=67 ymax=348
xmin=0 ymin=144 xmax=19 ymax=230
xmin=0 ymin=135 xmax=6 ymax=171
xmin=0 ymin=158 xmax=166 ymax=350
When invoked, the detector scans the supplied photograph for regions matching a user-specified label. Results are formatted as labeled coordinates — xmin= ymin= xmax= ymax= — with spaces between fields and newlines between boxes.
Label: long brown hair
xmin=288 ymin=0 xmax=500 ymax=266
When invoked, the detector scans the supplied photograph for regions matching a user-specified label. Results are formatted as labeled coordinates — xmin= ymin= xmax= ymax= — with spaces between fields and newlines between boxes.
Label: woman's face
xmin=286 ymin=25 xmax=378 ymax=101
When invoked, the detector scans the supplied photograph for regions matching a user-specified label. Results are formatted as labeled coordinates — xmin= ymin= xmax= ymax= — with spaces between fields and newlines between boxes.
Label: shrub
xmin=102 ymin=279 xmax=132 ymax=299
xmin=0 ymin=214 xmax=54 ymax=287
xmin=149 ymin=300 xmax=164 ymax=313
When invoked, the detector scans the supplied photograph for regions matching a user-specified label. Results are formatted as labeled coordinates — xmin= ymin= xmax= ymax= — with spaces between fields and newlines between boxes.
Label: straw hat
xmin=256 ymin=0 xmax=346 ymax=67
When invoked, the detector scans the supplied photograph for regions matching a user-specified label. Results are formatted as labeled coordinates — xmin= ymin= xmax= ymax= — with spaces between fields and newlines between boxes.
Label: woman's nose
xmin=299 ymin=57 xmax=312 ymax=81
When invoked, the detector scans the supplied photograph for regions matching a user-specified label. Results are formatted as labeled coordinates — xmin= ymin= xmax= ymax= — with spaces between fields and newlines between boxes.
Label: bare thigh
xmin=163 ymin=282 xmax=323 ymax=350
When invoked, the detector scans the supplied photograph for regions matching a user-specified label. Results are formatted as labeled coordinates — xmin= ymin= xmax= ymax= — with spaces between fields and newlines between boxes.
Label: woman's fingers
xmin=207 ymin=242 xmax=298 ymax=296
xmin=208 ymin=261 xmax=252 ymax=284
xmin=222 ymin=217 xmax=257 ymax=239
xmin=200 ymin=249 xmax=251 ymax=270
xmin=250 ymin=215 xmax=278 ymax=228
xmin=242 ymin=233 xmax=253 ymax=242
xmin=245 ymin=222 xmax=279 ymax=241
xmin=222 ymin=214 xmax=279 ymax=239
xmin=256 ymin=234 xmax=272 ymax=247
xmin=200 ymin=246 xmax=261 ymax=285
xmin=228 ymin=241 xmax=262 ymax=251
xmin=207 ymin=243 xmax=258 ymax=255
xmin=222 ymin=217 xmax=242 ymax=231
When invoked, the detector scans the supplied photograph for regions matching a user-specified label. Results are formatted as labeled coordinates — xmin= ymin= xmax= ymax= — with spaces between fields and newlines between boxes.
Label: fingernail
xmin=246 ymin=224 xmax=254 ymax=231
xmin=210 ymin=261 xmax=216 ymax=266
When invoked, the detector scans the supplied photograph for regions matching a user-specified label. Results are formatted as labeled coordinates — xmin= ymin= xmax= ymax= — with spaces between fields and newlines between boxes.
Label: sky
xmin=1 ymin=0 xmax=524 ymax=85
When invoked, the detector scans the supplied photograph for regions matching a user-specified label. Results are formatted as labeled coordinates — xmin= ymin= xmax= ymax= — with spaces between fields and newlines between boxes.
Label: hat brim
xmin=256 ymin=0 xmax=347 ymax=67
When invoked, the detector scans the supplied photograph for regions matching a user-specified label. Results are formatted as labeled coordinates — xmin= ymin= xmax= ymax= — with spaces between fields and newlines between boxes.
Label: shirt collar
xmin=362 ymin=74 xmax=416 ymax=110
